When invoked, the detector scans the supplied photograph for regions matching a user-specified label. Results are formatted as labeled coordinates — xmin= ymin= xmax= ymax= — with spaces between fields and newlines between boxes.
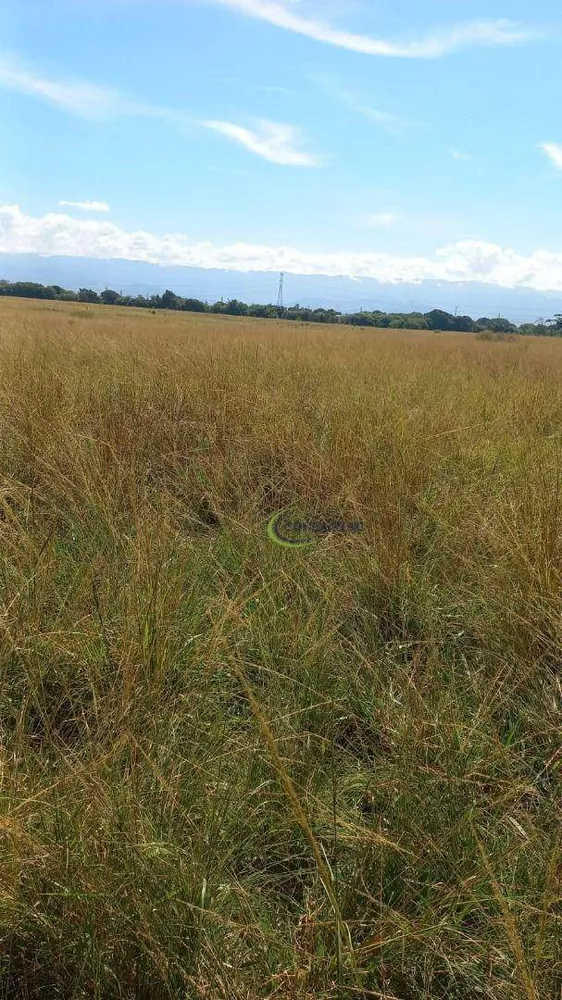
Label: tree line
xmin=1 ymin=278 xmax=561 ymax=336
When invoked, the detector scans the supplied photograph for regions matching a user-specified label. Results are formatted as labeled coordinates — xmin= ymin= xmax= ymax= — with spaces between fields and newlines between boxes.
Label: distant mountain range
xmin=1 ymin=253 xmax=561 ymax=323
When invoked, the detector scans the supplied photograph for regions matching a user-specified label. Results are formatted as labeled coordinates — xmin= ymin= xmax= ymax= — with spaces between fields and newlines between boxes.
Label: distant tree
xmin=534 ymin=316 xmax=551 ymax=335
xmin=223 ymin=299 xmax=248 ymax=316
xmin=488 ymin=317 xmax=516 ymax=333
xmin=453 ymin=315 xmax=476 ymax=332
xmin=282 ymin=305 xmax=312 ymax=321
xmin=182 ymin=298 xmax=207 ymax=312
xmin=42 ymin=284 xmax=70 ymax=299
xmin=372 ymin=311 xmax=391 ymax=327
xmin=161 ymin=289 xmax=184 ymax=310
xmin=475 ymin=316 xmax=515 ymax=333
xmin=546 ymin=314 xmax=562 ymax=335
xmin=398 ymin=312 xmax=429 ymax=329
xmin=78 ymin=288 xmax=100 ymax=303
xmin=424 ymin=309 xmax=457 ymax=331
xmin=8 ymin=275 xmax=555 ymax=339
xmin=310 ymin=308 xmax=340 ymax=324
xmin=248 ymin=303 xmax=271 ymax=318
xmin=249 ymin=303 xmax=279 ymax=318
xmin=347 ymin=312 xmax=377 ymax=326
xmin=1 ymin=281 xmax=53 ymax=299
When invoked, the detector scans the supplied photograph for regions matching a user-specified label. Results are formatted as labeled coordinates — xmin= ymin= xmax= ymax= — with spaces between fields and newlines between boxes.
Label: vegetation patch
xmin=0 ymin=298 xmax=560 ymax=999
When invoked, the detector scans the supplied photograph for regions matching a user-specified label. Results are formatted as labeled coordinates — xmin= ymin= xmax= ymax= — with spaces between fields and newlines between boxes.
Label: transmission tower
xmin=276 ymin=272 xmax=285 ymax=309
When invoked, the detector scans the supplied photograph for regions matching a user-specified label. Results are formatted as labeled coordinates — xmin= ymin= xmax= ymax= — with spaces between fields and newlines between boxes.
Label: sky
xmin=1 ymin=0 xmax=562 ymax=291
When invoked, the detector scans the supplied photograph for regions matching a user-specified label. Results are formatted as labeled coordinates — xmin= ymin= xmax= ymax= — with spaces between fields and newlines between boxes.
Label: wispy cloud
xmin=351 ymin=106 xmax=406 ymax=130
xmin=209 ymin=0 xmax=540 ymax=58
xmin=313 ymin=75 xmax=410 ymax=132
xmin=0 ymin=56 xmax=123 ymax=118
xmin=0 ymin=55 xmax=314 ymax=167
xmin=59 ymin=200 xmax=111 ymax=212
xmin=0 ymin=54 xmax=182 ymax=122
xmin=202 ymin=118 xmax=320 ymax=166
xmin=450 ymin=149 xmax=472 ymax=161
xmin=4 ymin=204 xmax=562 ymax=291
xmin=540 ymin=142 xmax=562 ymax=169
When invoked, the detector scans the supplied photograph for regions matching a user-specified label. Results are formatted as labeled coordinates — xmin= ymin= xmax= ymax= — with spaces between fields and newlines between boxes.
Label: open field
xmin=0 ymin=296 xmax=561 ymax=999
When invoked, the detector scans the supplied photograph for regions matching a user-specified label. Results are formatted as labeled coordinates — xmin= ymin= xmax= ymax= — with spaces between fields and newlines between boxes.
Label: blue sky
xmin=1 ymin=0 xmax=562 ymax=289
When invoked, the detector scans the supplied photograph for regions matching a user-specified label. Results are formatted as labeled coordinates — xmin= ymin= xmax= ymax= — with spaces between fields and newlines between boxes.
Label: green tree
xmin=223 ymin=299 xmax=248 ymax=316
xmin=518 ymin=323 xmax=540 ymax=336
xmin=161 ymin=289 xmax=184 ymax=310
xmin=424 ymin=309 xmax=457 ymax=331
xmin=488 ymin=317 xmax=516 ymax=333
xmin=1 ymin=281 xmax=53 ymax=299
xmin=546 ymin=314 xmax=562 ymax=335
xmin=78 ymin=288 xmax=100 ymax=303
xmin=475 ymin=317 xmax=492 ymax=330
xmin=347 ymin=313 xmax=377 ymax=326
xmin=453 ymin=315 xmax=476 ymax=332
xmin=100 ymin=289 xmax=120 ymax=305
xmin=310 ymin=308 xmax=340 ymax=324
xmin=182 ymin=298 xmax=207 ymax=312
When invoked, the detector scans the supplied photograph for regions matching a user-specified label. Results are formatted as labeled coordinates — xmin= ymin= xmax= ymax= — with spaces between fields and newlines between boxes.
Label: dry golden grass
xmin=0 ymin=296 xmax=561 ymax=999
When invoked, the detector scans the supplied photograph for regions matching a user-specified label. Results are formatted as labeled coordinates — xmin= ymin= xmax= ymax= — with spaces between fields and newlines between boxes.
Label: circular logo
xmin=267 ymin=509 xmax=364 ymax=547
xmin=267 ymin=509 xmax=316 ymax=548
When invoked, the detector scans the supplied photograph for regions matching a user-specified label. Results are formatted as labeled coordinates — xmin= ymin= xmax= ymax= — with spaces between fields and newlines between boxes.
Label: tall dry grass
xmin=0 ymin=296 xmax=561 ymax=999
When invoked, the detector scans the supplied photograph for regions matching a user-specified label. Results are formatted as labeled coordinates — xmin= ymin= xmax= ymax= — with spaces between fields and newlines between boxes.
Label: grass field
xmin=0 ymin=296 xmax=561 ymax=999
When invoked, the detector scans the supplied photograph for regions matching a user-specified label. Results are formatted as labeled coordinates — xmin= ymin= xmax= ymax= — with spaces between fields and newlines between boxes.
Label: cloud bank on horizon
xmin=3 ymin=204 xmax=562 ymax=293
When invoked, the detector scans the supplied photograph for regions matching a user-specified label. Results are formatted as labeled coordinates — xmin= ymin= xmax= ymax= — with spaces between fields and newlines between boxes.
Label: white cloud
xmin=0 ymin=54 xmax=188 ymax=123
xmin=312 ymin=75 xmax=409 ymax=132
xmin=4 ymin=205 xmax=562 ymax=291
xmin=348 ymin=105 xmax=406 ymax=130
xmin=450 ymin=149 xmax=472 ymax=161
xmin=202 ymin=118 xmax=320 ymax=165
xmin=0 ymin=57 xmax=129 ymax=119
xmin=59 ymin=200 xmax=111 ymax=212
xmin=0 ymin=56 xmax=313 ymax=167
xmin=209 ymin=0 xmax=539 ymax=57
xmin=540 ymin=142 xmax=562 ymax=170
